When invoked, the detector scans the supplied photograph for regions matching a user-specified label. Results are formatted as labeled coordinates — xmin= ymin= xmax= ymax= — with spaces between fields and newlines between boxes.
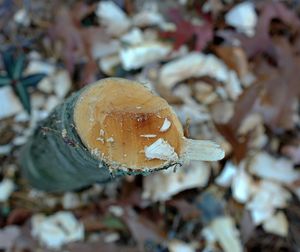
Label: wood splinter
xmin=20 ymin=78 xmax=224 ymax=192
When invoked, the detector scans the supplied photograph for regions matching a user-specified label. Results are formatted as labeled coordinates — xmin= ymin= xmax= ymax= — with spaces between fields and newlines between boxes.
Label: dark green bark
xmin=20 ymin=89 xmax=113 ymax=192
xmin=20 ymin=88 xmax=180 ymax=192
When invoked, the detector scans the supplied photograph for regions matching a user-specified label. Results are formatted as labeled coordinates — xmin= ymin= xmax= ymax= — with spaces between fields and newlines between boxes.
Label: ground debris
xmin=31 ymin=211 xmax=84 ymax=249
xmin=1 ymin=0 xmax=300 ymax=251
xmin=143 ymin=161 xmax=210 ymax=201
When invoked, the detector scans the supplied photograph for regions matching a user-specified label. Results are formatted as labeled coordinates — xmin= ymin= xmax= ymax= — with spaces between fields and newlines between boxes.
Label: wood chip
xmin=250 ymin=152 xmax=300 ymax=184
xmin=168 ymin=240 xmax=196 ymax=252
xmin=216 ymin=161 xmax=237 ymax=187
xmin=231 ymin=165 xmax=254 ymax=203
xmin=262 ymin=211 xmax=288 ymax=237
xmin=144 ymin=138 xmax=178 ymax=161
xmin=160 ymin=118 xmax=171 ymax=132
xmin=184 ymin=139 xmax=225 ymax=161
xmin=96 ymin=1 xmax=130 ymax=36
xmin=159 ymin=53 xmax=242 ymax=100
xmin=246 ymin=181 xmax=291 ymax=225
xmin=210 ymin=216 xmax=243 ymax=252
xmin=143 ymin=161 xmax=210 ymax=201
xmin=53 ymin=70 xmax=71 ymax=98
xmin=0 ymin=87 xmax=23 ymax=120
xmin=225 ymin=2 xmax=257 ymax=37
xmin=0 ymin=179 xmax=15 ymax=202
xmin=31 ymin=211 xmax=84 ymax=249
xmin=120 ymin=42 xmax=171 ymax=70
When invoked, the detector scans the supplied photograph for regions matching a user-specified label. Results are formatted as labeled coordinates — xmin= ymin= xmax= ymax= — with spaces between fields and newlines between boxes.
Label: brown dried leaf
xmin=7 ymin=208 xmax=32 ymax=226
xmin=67 ymin=241 xmax=140 ymax=252
xmin=241 ymin=1 xmax=300 ymax=58
xmin=82 ymin=215 xmax=106 ymax=232
xmin=160 ymin=9 xmax=213 ymax=51
xmin=220 ymin=2 xmax=300 ymax=59
xmin=282 ymin=145 xmax=300 ymax=164
xmin=225 ymin=37 xmax=300 ymax=133
xmin=215 ymin=123 xmax=249 ymax=163
xmin=49 ymin=2 xmax=108 ymax=86
xmin=254 ymin=38 xmax=300 ymax=130
xmin=122 ymin=207 xmax=165 ymax=252
xmin=282 ymin=202 xmax=300 ymax=250
xmin=213 ymin=46 xmax=249 ymax=79
xmin=167 ymin=199 xmax=200 ymax=220
xmin=229 ymin=82 xmax=263 ymax=131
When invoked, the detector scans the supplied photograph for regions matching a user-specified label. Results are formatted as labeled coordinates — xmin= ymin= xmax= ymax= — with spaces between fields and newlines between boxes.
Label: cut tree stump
xmin=20 ymin=78 xmax=224 ymax=192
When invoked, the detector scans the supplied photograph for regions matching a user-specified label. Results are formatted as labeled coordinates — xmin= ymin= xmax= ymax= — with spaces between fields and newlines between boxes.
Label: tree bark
xmin=20 ymin=89 xmax=116 ymax=192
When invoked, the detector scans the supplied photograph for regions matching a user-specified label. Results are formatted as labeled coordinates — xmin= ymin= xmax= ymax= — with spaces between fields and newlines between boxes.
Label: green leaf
xmin=2 ymin=50 xmax=14 ymax=79
xmin=13 ymin=53 xmax=25 ymax=80
xmin=21 ymin=73 xmax=46 ymax=87
xmin=103 ymin=215 xmax=127 ymax=231
xmin=0 ymin=75 xmax=10 ymax=86
xmin=15 ymin=82 xmax=31 ymax=114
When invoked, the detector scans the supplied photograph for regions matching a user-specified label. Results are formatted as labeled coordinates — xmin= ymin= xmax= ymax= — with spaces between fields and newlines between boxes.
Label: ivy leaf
xmin=12 ymin=53 xmax=25 ymax=80
xmin=15 ymin=81 xmax=31 ymax=115
xmin=21 ymin=74 xmax=46 ymax=87
xmin=160 ymin=9 xmax=213 ymax=51
xmin=0 ymin=76 xmax=10 ymax=86
xmin=0 ymin=49 xmax=47 ymax=114
xmin=2 ymin=50 xmax=14 ymax=78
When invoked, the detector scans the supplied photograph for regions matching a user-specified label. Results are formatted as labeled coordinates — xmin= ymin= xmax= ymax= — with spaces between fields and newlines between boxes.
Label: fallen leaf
xmin=213 ymin=46 xmax=249 ymax=79
xmin=160 ymin=9 xmax=213 ymax=51
xmin=7 ymin=208 xmax=32 ymax=225
xmin=281 ymin=144 xmax=300 ymax=164
xmin=103 ymin=214 xmax=127 ymax=231
xmin=253 ymin=38 xmax=300 ymax=130
xmin=215 ymin=123 xmax=249 ymax=163
xmin=248 ymin=2 xmax=300 ymax=57
xmin=222 ymin=2 xmax=300 ymax=59
xmin=67 ymin=241 xmax=140 ymax=252
xmin=49 ymin=2 xmax=109 ymax=86
xmin=285 ymin=202 xmax=300 ymax=249
xmin=82 ymin=215 xmax=106 ymax=232
xmin=122 ymin=207 xmax=164 ymax=252
xmin=167 ymin=199 xmax=200 ymax=220
xmin=225 ymin=37 xmax=300 ymax=133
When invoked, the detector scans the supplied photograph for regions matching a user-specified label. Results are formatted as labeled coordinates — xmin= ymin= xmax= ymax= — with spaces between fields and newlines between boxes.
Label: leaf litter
xmin=1 ymin=0 xmax=300 ymax=251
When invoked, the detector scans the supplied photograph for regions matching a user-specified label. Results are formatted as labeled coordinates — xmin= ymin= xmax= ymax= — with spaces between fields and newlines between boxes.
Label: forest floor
xmin=0 ymin=0 xmax=300 ymax=251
